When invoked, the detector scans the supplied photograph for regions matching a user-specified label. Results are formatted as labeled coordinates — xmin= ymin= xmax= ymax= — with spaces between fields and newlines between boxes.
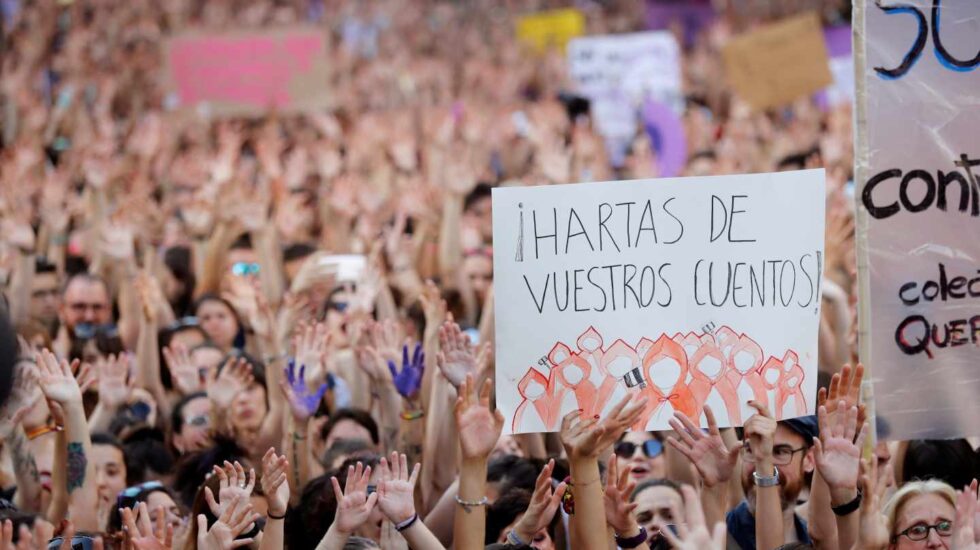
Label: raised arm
xmin=560 ymin=393 xmax=647 ymax=550
xmin=35 ymin=350 xmax=99 ymax=531
xmin=316 ymin=462 xmax=379 ymax=550
xmin=667 ymin=406 xmax=740 ymax=528
xmin=259 ymin=449 xmax=290 ymax=550
xmin=744 ymin=401 xmax=783 ymax=550
xmin=377 ymin=452 xmax=445 ymax=549
xmin=279 ymin=362 xmax=328 ymax=503
xmin=453 ymin=375 xmax=504 ymax=550
xmin=812 ymin=402 xmax=868 ymax=550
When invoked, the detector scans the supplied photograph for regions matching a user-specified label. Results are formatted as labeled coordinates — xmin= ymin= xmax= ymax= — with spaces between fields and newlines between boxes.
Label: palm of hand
xmin=692 ymin=436 xmax=735 ymax=485
xmin=458 ymin=408 xmax=500 ymax=458
xmin=201 ymin=522 xmax=236 ymax=550
xmin=603 ymin=488 xmax=632 ymax=532
xmin=336 ymin=491 xmax=372 ymax=533
xmin=379 ymin=481 xmax=414 ymax=522
xmin=99 ymin=375 xmax=129 ymax=407
xmin=210 ymin=375 xmax=242 ymax=407
xmin=39 ymin=373 xmax=79 ymax=404
xmin=440 ymin=348 xmax=475 ymax=388
xmin=217 ymin=485 xmax=249 ymax=517
xmin=860 ymin=513 xmax=890 ymax=548
xmin=817 ymin=438 xmax=860 ymax=489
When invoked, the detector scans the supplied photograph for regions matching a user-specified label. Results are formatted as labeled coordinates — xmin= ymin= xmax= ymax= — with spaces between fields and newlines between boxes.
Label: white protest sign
xmin=492 ymin=171 xmax=825 ymax=434
xmin=567 ymin=32 xmax=683 ymax=169
xmin=855 ymin=1 xmax=980 ymax=440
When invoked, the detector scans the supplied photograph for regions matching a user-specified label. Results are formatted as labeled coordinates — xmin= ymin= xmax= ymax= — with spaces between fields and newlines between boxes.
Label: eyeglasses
xmin=167 ymin=316 xmax=200 ymax=332
xmin=231 ymin=262 xmax=260 ymax=276
xmin=185 ymin=414 xmax=210 ymax=428
xmin=614 ymin=439 xmax=664 ymax=459
xmin=741 ymin=443 xmax=808 ymax=466
xmin=73 ymin=323 xmax=118 ymax=340
xmin=892 ymin=521 xmax=953 ymax=542
xmin=47 ymin=536 xmax=96 ymax=550
xmin=116 ymin=480 xmax=164 ymax=510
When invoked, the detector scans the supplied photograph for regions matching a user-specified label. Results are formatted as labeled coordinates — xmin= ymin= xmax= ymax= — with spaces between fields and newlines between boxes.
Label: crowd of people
xmin=0 ymin=0 xmax=978 ymax=549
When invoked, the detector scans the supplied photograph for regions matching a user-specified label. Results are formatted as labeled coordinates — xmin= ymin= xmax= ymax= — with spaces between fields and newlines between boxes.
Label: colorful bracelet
xmin=400 ymin=410 xmax=425 ymax=421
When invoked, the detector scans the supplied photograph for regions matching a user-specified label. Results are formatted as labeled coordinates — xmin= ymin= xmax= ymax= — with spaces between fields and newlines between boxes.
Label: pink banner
xmin=166 ymin=28 xmax=330 ymax=116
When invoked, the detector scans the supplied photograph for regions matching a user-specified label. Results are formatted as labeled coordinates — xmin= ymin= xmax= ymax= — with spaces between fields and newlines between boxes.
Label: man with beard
xmin=668 ymin=402 xmax=818 ymax=550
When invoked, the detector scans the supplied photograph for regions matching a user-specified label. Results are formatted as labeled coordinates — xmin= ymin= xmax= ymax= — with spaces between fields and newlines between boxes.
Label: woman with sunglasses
xmin=614 ymin=431 xmax=667 ymax=482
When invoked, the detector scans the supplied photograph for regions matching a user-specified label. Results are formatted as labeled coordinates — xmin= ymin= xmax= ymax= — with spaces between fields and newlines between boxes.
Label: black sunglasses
xmin=614 ymin=439 xmax=664 ymax=459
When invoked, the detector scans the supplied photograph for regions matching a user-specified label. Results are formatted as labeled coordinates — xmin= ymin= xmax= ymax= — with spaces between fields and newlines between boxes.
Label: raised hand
xmin=818 ymin=363 xmax=864 ymax=413
xmin=743 ymin=401 xmax=777 ymax=465
xmin=279 ymin=361 xmax=328 ymax=422
xmin=331 ymin=462 xmax=379 ymax=535
xmin=603 ymin=455 xmax=638 ymax=534
xmin=560 ymin=394 xmax=647 ymax=460
xmin=0 ymin=364 xmax=39 ymax=440
xmin=196 ymin=494 xmax=259 ymax=550
xmin=661 ymin=485 xmax=727 ymax=550
xmin=206 ymin=461 xmax=256 ymax=519
xmin=260 ymin=449 xmax=290 ymax=518
xmin=206 ymin=359 xmax=253 ymax=409
xmin=292 ymin=321 xmax=329 ymax=385
xmin=814 ymin=401 xmax=868 ymax=506
xmin=454 ymin=375 xmax=505 ymax=461
xmin=387 ymin=343 xmax=424 ymax=400
xmin=35 ymin=350 xmax=83 ymax=405
xmin=377 ymin=452 xmax=421 ymax=524
xmin=95 ymin=354 xmax=132 ymax=410
xmin=121 ymin=502 xmax=173 ymax=550
xmin=163 ymin=343 xmax=202 ymax=395
xmin=513 ymin=459 xmax=567 ymax=542
xmin=668 ymin=406 xmax=740 ymax=487
xmin=436 ymin=320 xmax=483 ymax=389
xmin=952 ymin=479 xmax=979 ymax=548
xmin=857 ymin=458 xmax=892 ymax=550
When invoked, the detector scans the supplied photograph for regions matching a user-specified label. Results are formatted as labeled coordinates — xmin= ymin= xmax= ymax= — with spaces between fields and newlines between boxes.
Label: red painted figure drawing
xmin=510 ymin=326 xmax=809 ymax=433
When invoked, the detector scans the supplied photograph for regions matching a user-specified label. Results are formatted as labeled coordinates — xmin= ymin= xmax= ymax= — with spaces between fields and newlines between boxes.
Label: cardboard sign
xmin=493 ymin=171 xmax=825 ymax=434
xmin=721 ymin=12 xmax=833 ymax=110
xmin=165 ymin=28 xmax=329 ymax=117
xmin=516 ymin=9 xmax=585 ymax=52
xmin=855 ymin=0 xmax=980 ymax=440
xmin=567 ymin=32 xmax=684 ymax=172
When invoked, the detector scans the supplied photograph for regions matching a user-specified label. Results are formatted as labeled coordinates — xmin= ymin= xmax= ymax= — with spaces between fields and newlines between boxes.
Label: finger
xmin=703 ymin=405 xmax=720 ymax=435
xmin=817 ymin=386 xmax=827 ymax=408
xmin=850 ymin=363 xmax=864 ymax=397
xmin=606 ymin=455 xmax=617 ymax=488
xmin=666 ymin=436 xmax=696 ymax=462
xmin=154 ymin=505 xmax=166 ymax=540
xmin=408 ymin=463 xmax=421 ymax=487
xmin=379 ymin=457 xmax=391 ymax=484
xmin=246 ymin=468 xmax=256 ymax=492
xmin=669 ymin=418 xmax=699 ymax=448
xmin=399 ymin=453 xmax=409 ymax=481
xmin=844 ymin=404 xmax=859 ymax=441
xmin=478 ymin=378 xmax=492 ymax=407
xmin=205 ymin=487 xmax=221 ymax=517
xmin=196 ymin=515 xmax=208 ymax=539
xmin=827 ymin=372 xmax=840 ymax=402
xmin=812 ymin=436 xmax=824 ymax=463
xmin=681 ymin=484 xmax=705 ymax=529
xmin=746 ymin=400 xmax=772 ymax=418
xmin=230 ymin=539 xmax=255 ymax=549
xmin=122 ymin=507 xmax=139 ymax=538
xmin=344 ymin=465 xmax=355 ymax=494
xmin=331 ymin=476 xmax=344 ymax=502
xmin=675 ymin=411 xmax=704 ymax=439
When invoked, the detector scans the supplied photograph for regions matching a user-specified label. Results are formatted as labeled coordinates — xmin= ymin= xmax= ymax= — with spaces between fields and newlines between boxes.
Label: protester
xmin=1 ymin=2 xmax=979 ymax=550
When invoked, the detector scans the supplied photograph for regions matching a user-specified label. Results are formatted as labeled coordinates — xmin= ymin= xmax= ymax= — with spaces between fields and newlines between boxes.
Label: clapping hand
xmin=668 ymin=406 xmax=740 ymax=487
xmin=331 ymin=462 xmax=379 ymax=535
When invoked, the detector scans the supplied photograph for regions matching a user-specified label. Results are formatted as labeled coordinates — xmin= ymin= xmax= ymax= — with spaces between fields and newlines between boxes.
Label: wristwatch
xmin=753 ymin=466 xmax=780 ymax=487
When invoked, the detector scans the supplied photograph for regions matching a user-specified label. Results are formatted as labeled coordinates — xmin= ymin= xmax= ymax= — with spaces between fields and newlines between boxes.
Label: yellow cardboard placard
xmin=516 ymin=8 xmax=585 ymax=52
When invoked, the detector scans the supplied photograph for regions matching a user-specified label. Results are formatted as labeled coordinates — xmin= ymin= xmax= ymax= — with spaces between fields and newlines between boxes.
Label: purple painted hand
xmin=280 ymin=360 xmax=329 ymax=422
xmin=387 ymin=344 xmax=424 ymax=400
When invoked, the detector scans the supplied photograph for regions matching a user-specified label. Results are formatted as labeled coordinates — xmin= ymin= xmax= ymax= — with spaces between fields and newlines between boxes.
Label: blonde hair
xmin=883 ymin=479 xmax=956 ymax=537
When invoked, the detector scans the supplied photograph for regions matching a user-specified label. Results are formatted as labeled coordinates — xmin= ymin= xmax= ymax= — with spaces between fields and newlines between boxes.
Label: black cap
xmin=780 ymin=415 xmax=819 ymax=445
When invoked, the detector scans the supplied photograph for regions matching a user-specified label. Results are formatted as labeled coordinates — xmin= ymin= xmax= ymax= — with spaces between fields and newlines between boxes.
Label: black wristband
xmin=615 ymin=527 xmax=648 ymax=549
xmin=832 ymin=490 xmax=863 ymax=516
xmin=395 ymin=513 xmax=418 ymax=532
xmin=267 ymin=510 xmax=287 ymax=520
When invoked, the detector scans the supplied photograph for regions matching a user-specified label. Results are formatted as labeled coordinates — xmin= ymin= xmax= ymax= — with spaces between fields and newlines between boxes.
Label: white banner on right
xmin=855 ymin=0 xmax=980 ymax=440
